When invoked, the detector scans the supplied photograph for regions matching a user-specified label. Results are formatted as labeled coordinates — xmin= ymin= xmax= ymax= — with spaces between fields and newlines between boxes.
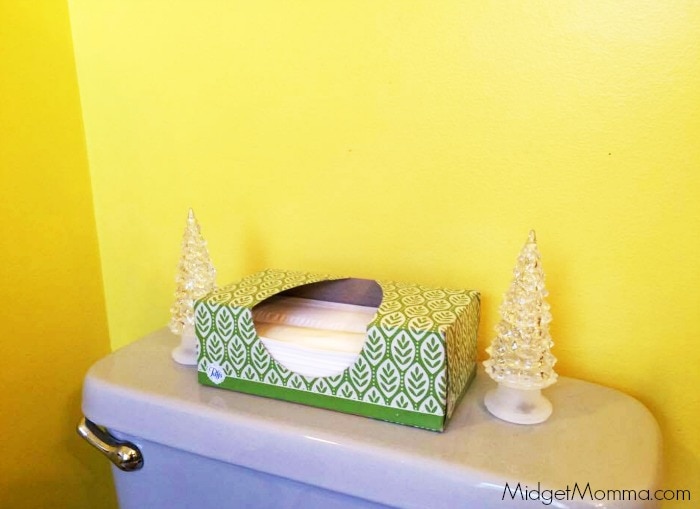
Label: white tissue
xmin=252 ymin=297 xmax=377 ymax=378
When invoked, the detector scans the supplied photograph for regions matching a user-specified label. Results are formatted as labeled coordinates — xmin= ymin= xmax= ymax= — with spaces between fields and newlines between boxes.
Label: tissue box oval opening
xmin=195 ymin=269 xmax=480 ymax=431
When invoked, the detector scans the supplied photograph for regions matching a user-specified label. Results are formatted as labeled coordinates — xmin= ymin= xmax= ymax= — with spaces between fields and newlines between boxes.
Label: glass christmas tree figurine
xmin=483 ymin=230 xmax=557 ymax=424
xmin=170 ymin=209 xmax=217 ymax=365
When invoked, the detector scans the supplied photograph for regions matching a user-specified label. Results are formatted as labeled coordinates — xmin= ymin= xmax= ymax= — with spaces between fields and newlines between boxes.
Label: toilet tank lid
xmin=82 ymin=329 xmax=661 ymax=509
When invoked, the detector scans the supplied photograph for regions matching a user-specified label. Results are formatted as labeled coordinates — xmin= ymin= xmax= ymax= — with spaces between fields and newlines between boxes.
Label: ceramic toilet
xmin=79 ymin=329 xmax=662 ymax=509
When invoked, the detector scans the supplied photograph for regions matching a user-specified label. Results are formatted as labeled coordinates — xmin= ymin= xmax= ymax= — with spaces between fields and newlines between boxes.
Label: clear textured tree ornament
xmin=483 ymin=230 xmax=557 ymax=424
xmin=170 ymin=209 xmax=217 ymax=365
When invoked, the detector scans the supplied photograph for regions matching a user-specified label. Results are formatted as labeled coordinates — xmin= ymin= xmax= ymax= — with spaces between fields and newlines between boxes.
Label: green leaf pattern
xmin=363 ymin=326 xmax=386 ymax=367
xmin=377 ymin=359 xmax=400 ymax=399
xmin=325 ymin=373 xmax=344 ymax=391
xmin=363 ymin=387 xmax=384 ymax=405
xmin=349 ymin=356 xmax=371 ymax=392
xmin=215 ymin=306 xmax=234 ymax=339
xmin=391 ymin=393 xmax=411 ymax=409
xmin=312 ymin=378 xmax=330 ymax=395
xmin=227 ymin=335 xmax=247 ymax=372
xmin=196 ymin=269 xmax=480 ymax=418
xmin=390 ymin=330 xmax=416 ymax=371
xmin=445 ymin=293 xmax=480 ymax=418
xmin=264 ymin=370 xmax=280 ymax=385
xmin=338 ymin=381 xmax=357 ymax=399
xmin=238 ymin=310 xmax=256 ymax=345
xmin=206 ymin=332 xmax=224 ymax=363
xmin=252 ymin=342 xmax=270 ymax=375
xmin=406 ymin=364 xmax=430 ymax=404
xmin=419 ymin=333 xmax=445 ymax=375
xmin=195 ymin=304 xmax=213 ymax=337
xmin=242 ymin=365 xmax=257 ymax=381
xmin=288 ymin=373 xmax=307 ymax=390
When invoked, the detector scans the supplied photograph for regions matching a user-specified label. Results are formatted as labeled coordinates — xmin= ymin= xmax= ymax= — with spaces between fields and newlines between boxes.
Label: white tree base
xmin=171 ymin=325 xmax=198 ymax=366
xmin=484 ymin=383 xmax=553 ymax=425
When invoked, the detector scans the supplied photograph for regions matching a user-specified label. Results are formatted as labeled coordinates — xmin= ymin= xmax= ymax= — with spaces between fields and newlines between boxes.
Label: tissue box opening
xmin=252 ymin=279 xmax=381 ymax=378
xmin=195 ymin=269 xmax=480 ymax=431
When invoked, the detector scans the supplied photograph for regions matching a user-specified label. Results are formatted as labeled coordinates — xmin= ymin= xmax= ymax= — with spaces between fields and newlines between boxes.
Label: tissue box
xmin=195 ymin=269 xmax=480 ymax=431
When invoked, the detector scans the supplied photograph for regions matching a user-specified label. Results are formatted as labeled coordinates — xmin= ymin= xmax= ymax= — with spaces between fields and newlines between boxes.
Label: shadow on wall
xmin=659 ymin=418 xmax=699 ymax=497
xmin=1 ymin=389 xmax=117 ymax=509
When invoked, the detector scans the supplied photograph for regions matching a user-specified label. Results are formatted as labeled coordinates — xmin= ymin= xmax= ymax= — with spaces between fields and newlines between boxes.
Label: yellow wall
xmin=68 ymin=0 xmax=698 ymax=504
xmin=0 ymin=1 xmax=116 ymax=507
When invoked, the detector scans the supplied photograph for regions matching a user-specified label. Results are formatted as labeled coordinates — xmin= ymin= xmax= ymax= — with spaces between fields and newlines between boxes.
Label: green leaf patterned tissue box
xmin=195 ymin=269 xmax=480 ymax=431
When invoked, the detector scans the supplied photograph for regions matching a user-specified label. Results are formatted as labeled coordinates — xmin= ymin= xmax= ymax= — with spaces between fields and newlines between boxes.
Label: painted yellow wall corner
xmin=0 ymin=1 xmax=116 ymax=507
xmin=68 ymin=1 xmax=699 ymax=506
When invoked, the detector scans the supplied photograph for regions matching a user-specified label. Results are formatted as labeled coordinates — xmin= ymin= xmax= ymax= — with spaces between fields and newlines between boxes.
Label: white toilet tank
xmin=80 ymin=329 xmax=662 ymax=509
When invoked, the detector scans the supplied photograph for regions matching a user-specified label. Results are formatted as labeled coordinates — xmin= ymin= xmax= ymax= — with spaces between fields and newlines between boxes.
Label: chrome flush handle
xmin=77 ymin=417 xmax=144 ymax=471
